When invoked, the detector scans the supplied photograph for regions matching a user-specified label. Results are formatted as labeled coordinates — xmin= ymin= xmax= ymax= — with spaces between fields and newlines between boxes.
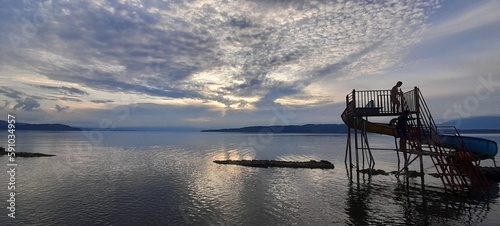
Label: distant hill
xmin=439 ymin=116 xmax=500 ymax=130
xmin=109 ymin=126 xmax=200 ymax=132
xmin=201 ymin=124 xmax=348 ymax=133
xmin=0 ymin=120 xmax=81 ymax=131
xmin=203 ymin=116 xmax=500 ymax=134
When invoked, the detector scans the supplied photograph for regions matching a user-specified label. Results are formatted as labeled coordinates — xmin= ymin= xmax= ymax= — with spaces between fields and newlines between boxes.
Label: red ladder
xmin=401 ymin=88 xmax=488 ymax=193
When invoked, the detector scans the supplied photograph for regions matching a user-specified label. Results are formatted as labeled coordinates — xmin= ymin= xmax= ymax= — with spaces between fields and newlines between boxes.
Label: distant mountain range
xmin=202 ymin=124 xmax=348 ymax=133
xmin=439 ymin=116 xmax=500 ymax=130
xmin=203 ymin=116 xmax=500 ymax=134
xmin=0 ymin=120 xmax=81 ymax=131
xmin=0 ymin=115 xmax=498 ymax=132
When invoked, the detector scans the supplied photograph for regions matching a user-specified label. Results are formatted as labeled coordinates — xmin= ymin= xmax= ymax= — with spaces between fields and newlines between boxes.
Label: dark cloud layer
xmin=13 ymin=97 xmax=40 ymax=111
xmin=55 ymin=104 xmax=69 ymax=113
xmin=0 ymin=86 xmax=25 ymax=99
xmin=35 ymin=85 xmax=89 ymax=96
xmin=91 ymin=99 xmax=114 ymax=104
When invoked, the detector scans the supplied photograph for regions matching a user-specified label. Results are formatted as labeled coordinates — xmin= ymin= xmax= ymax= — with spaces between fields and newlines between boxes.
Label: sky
xmin=0 ymin=0 xmax=499 ymax=129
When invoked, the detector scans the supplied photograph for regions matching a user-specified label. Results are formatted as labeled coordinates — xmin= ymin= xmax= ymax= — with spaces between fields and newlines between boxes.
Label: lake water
xmin=0 ymin=131 xmax=500 ymax=225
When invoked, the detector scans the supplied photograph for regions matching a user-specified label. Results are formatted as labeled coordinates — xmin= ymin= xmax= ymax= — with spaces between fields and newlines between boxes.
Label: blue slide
xmin=436 ymin=135 xmax=498 ymax=160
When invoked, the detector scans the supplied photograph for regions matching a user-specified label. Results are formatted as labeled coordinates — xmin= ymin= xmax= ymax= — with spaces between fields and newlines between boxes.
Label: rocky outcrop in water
xmin=356 ymin=168 xmax=424 ymax=177
xmin=358 ymin=169 xmax=389 ymax=175
xmin=214 ymin=159 xmax=334 ymax=169
xmin=0 ymin=147 xmax=55 ymax=157
xmin=479 ymin=167 xmax=500 ymax=181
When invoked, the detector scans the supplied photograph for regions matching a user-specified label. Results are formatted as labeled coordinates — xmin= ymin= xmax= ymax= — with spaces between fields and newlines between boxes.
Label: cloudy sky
xmin=1 ymin=0 xmax=499 ymax=129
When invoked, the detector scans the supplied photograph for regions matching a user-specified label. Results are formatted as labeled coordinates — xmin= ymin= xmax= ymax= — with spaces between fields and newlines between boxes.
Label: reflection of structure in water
xmin=345 ymin=176 xmax=498 ymax=225
xmin=394 ymin=182 xmax=497 ymax=225
xmin=345 ymin=180 xmax=372 ymax=225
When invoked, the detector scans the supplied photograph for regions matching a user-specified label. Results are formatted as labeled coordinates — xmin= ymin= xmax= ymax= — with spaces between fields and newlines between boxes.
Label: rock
xmin=395 ymin=170 xmax=424 ymax=177
xmin=15 ymin=152 xmax=56 ymax=157
xmin=358 ymin=169 xmax=388 ymax=175
xmin=0 ymin=147 xmax=55 ymax=157
xmin=480 ymin=167 xmax=500 ymax=181
xmin=320 ymin=160 xmax=332 ymax=164
xmin=214 ymin=159 xmax=334 ymax=169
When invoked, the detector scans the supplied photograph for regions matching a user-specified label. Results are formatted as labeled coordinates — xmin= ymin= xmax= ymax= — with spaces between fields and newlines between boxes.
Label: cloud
xmin=13 ymin=97 xmax=41 ymax=111
xmin=183 ymin=117 xmax=210 ymax=123
xmin=0 ymin=86 xmax=25 ymax=99
xmin=59 ymin=96 xmax=83 ymax=102
xmin=425 ymin=1 xmax=500 ymax=40
xmin=0 ymin=101 xmax=10 ymax=110
xmin=55 ymin=104 xmax=69 ymax=113
xmin=91 ymin=99 xmax=114 ymax=104
xmin=35 ymin=85 xmax=89 ymax=96
xmin=0 ymin=0 xmax=441 ymax=109
xmin=52 ymin=101 xmax=340 ymax=128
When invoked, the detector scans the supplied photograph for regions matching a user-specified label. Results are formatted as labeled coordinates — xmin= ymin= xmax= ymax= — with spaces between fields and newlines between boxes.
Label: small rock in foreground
xmin=214 ymin=159 xmax=334 ymax=169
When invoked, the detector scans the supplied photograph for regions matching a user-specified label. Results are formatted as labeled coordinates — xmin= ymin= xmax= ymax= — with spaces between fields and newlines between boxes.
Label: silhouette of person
xmin=397 ymin=110 xmax=410 ymax=169
xmin=390 ymin=81 xmax=403 ymax=112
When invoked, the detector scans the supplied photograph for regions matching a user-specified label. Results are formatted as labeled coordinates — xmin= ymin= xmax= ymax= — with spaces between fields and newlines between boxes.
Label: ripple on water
xmin=1 ymin=131 xmax=499 ymax=225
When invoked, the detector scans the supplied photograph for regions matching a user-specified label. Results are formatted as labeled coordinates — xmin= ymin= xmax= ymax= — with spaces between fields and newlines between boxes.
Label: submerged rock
xmin=358 ymin=169 xmax=388 ymax=175
xmin=13 ymin=152 xmax=55 ymax=157
xmin=480 ymin=167 xmax=500 ymax=181
xmin=213 ymin=159 xmax=334 ymax=169
xmin=390 ymin=170 xmax=425 ymax=177
xmin=357 ymin=168 xmax=425 ymax=177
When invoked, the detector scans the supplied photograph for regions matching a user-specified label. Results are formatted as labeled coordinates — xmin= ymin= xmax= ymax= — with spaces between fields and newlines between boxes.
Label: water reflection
xmin=346 ymin=179 xmax=372 ymax=225
xmin=346 ymin=175 xmax=499 ymax=225
xmin=1 ymin=132 xmax=498 ymax=225
xmin=396 ymin=182 xmax=497 ymax=225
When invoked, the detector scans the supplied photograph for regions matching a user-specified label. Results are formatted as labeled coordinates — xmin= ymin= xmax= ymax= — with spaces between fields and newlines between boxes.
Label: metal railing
xmin=413 ymin=88 xmax=489 ymax=192
xmin=346 ymin=88 xmax=418 ymax=116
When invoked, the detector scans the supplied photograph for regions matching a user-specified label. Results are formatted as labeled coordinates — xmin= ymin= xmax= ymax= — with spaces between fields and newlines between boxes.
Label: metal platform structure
xmin=342 ymin=87 xmax=491 ymax=193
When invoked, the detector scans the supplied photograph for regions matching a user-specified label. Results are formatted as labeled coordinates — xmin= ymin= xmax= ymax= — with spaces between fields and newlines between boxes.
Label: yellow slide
xmin=341 ymin=109 xmax=398 ymax=137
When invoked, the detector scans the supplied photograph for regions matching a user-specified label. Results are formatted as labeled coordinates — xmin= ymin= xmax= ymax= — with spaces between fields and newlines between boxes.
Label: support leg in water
xmin=400 ymin=138 xmax=408 ymax=171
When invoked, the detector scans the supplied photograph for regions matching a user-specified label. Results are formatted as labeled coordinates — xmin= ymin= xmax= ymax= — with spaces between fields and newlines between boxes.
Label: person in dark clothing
xmin=397 ymin=110 xmax=410 ymax=170
xmin=396 ymin=110 xmax=409 ymax=142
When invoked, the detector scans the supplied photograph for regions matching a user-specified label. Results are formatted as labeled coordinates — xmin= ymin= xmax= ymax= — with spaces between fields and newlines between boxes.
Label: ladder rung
xmin=437 ymin=173 xmax=468 ymax=177
xmin=438 ymin=170 xmax=465 ymax=174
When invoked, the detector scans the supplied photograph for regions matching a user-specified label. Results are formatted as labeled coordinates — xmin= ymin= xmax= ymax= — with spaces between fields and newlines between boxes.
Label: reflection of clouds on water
xmin=5 ymin=131 xmax=500 ymax=225
xmin=276 ymin=154 xmax=320 ymax=161
xmin=210 ymin=146 xmax=256 ymax=160
xmin=58 ymin=140 xmax=94 ymax=169
xmin=226 ymin=148 xmax=256 ymax=160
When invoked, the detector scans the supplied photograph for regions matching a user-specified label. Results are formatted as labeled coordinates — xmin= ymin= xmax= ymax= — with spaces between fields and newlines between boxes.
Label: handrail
xmin=415 ymin=88 xmax=488 ymax=192
xmin=346 ymin=89 xmax=418 ymax=115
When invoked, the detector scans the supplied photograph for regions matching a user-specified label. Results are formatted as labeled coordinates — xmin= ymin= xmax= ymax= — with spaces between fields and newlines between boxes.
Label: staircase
xmin=401 ymin=88 xmax=489 ymax=193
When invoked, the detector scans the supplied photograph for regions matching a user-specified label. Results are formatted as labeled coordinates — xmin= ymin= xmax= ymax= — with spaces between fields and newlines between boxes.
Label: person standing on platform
xmin=390 ymin=81 xmax=403 ymax=112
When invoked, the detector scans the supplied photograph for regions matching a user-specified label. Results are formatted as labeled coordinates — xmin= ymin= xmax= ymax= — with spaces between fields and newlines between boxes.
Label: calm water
xmin=0 ymin=131 xmax=500 ymax=225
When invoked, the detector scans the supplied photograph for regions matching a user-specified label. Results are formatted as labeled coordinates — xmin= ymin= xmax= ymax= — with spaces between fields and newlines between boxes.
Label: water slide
xmin=436 ymin=135 xmax=497 ymax=160
xmin=341 ymin=109 xmax=498 ymax=160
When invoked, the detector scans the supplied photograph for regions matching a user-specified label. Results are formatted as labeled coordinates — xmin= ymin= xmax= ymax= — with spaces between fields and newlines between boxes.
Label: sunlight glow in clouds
xmin=1 ymin=0 xmax=499 ymax=127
